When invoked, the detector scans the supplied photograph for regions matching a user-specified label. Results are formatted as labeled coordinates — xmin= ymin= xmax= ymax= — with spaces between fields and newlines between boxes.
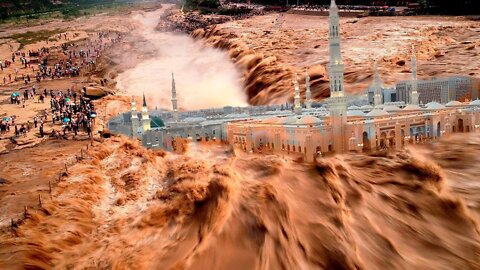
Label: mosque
xmin=108 ymin=0 xmax=480 ymax=162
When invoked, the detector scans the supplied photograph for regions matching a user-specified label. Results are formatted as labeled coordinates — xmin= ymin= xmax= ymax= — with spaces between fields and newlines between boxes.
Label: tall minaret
xmin=131 ymin=96 xmax=139 ymax=137
xmin=305 ymin=67 xmax=312 ymax=110
xmin=294 ymin=74 xmax=302 ymax=115
xmin=328 ymin=0 xmax=347 ymax=153
xmin=171 ymin=73 xmax=179 ymax=122
xmin=410 ymin=45 xmax=419 ymax=105
xmin=373 ymin=61 xmax=383 ymax=107
xmin=141 ymin=93 xmax=151 ymax=132
xmin=328 ymin=0 xmax=345 ymax=98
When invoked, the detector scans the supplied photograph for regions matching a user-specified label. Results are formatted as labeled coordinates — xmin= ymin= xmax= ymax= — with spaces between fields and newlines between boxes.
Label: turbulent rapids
xmin=1 ymin=134 xmax=479 ymax=269
xmin=115 ymin=8 xmax=247 ymax=110
xmin=191 ymin=14 xmax=480 ymax=105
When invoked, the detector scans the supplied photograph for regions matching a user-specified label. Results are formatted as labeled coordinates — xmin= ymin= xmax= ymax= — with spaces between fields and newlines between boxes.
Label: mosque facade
xmin=109 ymin=0 xmax=480 ymax=162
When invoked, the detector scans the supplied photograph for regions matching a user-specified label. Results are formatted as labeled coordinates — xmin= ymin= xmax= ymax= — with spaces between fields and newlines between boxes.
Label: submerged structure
xmin=109 ymin=0 xmax=480 ymax=162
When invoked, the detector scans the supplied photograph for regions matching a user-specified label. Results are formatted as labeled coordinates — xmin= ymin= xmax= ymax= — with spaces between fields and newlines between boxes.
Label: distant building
xmin=396 ymin=76 xmax=476 ymax=104
xmin=365 ymin=63 xmax=397 ymax=104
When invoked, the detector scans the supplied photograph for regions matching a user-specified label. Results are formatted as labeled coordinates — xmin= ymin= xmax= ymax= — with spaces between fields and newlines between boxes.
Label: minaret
xmin=130 ymin=96 xmax=139 ymax=137
xmin=171 ymin=73 xmax=179 ymax=122
xmin=305 ymin=67 xmax=312 ymax=110
xmin=141 ymin=93 xmax=151 ymax=132
xmin=294 ymin=74 xmax=302 ymax=115
xmin=328 ymin=0 xmax=347 ymax=153
xmin=410 ymin=45 xmax=419 ymax=105
xmin=373 ymin=61 xmax=383 ymax=107
xmin=328 ymin=0 xmax=345 ymax=98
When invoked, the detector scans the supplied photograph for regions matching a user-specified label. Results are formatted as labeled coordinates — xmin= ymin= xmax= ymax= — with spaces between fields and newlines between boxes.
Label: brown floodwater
xmin=0 ymin=134 xmax=479 ymax=269
xmin=193 ymin=14 xmax=480 ymax=105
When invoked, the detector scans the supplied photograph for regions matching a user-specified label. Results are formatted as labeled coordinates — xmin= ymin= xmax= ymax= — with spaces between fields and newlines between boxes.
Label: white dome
xmin=403 ymin=104 xmax=422 ymax=111
xmin=296 ymin=115 xmax=322 ymax=125
xmin=383 ymin=105 xmax=400 ymax=112
xmin=263 ymin=116 xmax=282 ymax=124
xmin=366 ymin=109 xmax=389 ymax=117
xmin=348 ymin=105 xmax=361 ymax=110
xmin=470 ymin=99 xmax=480 ymax=106
xmin=446 ymin=100 xmax=463 ymax=107
xmin=225 ymin=113 xmax=249 ymax=118
xmin=347 ymin=110 xmax=366 ymax=117
xmin=426 ymin=102 xmax=446 ymax=110
xmin=361 ymin=104 xmax=373 ymax=110
xmin=281 ymin=116 xmax=300 ymax=124
xmin=183 ymin=117 xmax=207 ymax=123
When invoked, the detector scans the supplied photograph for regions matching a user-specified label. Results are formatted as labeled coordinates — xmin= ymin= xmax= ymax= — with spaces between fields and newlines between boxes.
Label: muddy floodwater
xmin=116 ymin=8 xmax=247 ymax=110
xmin=1 ymin=134 xmax=480 ymax=269
xmin=193 ymin=14 xmax=480 ymax=104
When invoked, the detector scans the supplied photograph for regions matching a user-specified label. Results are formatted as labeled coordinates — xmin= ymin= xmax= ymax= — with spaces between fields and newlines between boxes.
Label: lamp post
xmin=404 ymin=135 xmax=411 ymax=145
xmin=357 ymin=143 xmax=363 ymax=152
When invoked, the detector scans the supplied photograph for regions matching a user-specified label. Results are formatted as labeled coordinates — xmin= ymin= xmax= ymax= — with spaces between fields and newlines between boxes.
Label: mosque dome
xmin=296 ymin=115 xmax=322 ymax=125
xmin=426 ymin=102 xmax=446 ymax=110
xmin=347 ymin=110 xmax=366 ymax=117
xmin=403 ymin=104 xmax=422 ymax=111
xmin=263 ymin=116 xmax=282 ymax=124
xmin=366 ymin=109 xmax=389 ymax=117
xmin=361 ymin=104 xmax=373 ymax=110
xmin=225 ymin=113 xmax=249 ymax=119
xmin=445 ymin=101 xmax=463 ymax=107
xmin=470 ymin=99 xmax=480 ymax=106
xmin=183 ymin=117 xmax=207 ymax=123
xmin=348 ymin=105 xmax=361 ymax=110
xmin=281 ymin=116 xmax=300 ymax=125
xmin=383 ymin=105 xmax=400 ymax=112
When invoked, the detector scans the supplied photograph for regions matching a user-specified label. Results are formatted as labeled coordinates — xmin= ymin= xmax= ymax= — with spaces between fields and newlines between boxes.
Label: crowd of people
xmin=1 ymin=31 xmax=123 ymax=86
xmin=159 ymin=8 xmax=265 ymax=33
xmin=1 ymin=86 xmax=97 ymax=140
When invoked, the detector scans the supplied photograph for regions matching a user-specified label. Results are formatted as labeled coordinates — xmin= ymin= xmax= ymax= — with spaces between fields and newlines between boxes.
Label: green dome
xmin=150 ymin=116 xmax=165 ymax=128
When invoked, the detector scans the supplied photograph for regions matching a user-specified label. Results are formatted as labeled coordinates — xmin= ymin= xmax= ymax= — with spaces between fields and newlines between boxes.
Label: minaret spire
xmin=328 ymin=0 xmax=347 ymax=153
xmin=305 ymin=67 xmax=312 ymax=110
xmin=141 ymin=92 xmax=151 ymax=132
xmin=130 ymin=95 xmax=139 ymax=137
xmin=410 ymin=45 xmax=419 ymax=105
xmin=131 ymin=96 xmax=137 ymax=117
xmin=373 ymin=61 xmax=383 ymax=107
xmin=171 ymin=72 xmax=179 ymax=122
xmin=294 ymin=74 xmax=302 ymax=115
xmin=328 ymin=0 xmax=344 ymax=97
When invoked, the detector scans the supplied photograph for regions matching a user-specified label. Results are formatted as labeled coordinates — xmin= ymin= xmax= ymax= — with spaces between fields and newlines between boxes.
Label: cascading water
xmin=116 ymin=7 xmax=247 ymax=110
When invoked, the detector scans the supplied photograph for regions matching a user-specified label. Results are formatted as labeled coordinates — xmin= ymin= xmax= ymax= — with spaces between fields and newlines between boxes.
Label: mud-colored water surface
xmin=0 ymin=134 xmax=479 ymax=269
xmin=193 ymin=14 xmax=480 ymax=105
